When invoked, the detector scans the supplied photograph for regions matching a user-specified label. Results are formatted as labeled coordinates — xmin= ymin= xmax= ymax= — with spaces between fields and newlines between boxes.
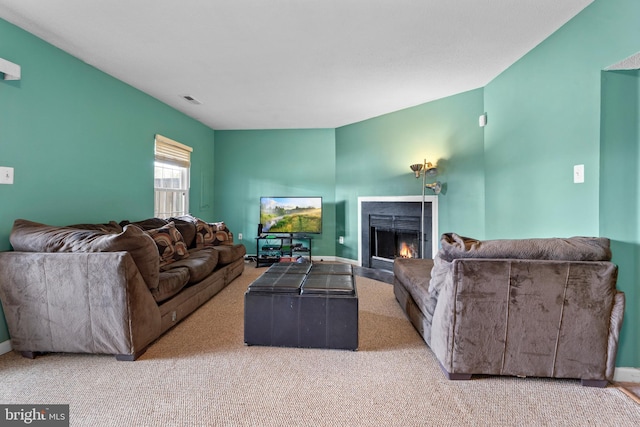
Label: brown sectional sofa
xmin=394 ymin=233 xmax=625 ymax=387
xmin=0 ymin=215 xmax=246 ymax=361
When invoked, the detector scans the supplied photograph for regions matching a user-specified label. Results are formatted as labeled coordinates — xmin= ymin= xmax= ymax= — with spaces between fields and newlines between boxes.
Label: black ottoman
xmin=244 ymin=263 xmax=358 ymax=350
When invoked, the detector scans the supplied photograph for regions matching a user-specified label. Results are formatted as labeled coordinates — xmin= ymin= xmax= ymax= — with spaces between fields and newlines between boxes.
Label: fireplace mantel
xmin=357 ymin=195 xmax=439 ymax=267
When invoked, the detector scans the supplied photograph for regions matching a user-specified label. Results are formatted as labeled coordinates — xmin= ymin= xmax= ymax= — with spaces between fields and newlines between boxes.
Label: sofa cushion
xmin=394 ymin=258 xmax=437 ymax=317
xmin=439 ymin=233 xmax=612 ymax=262
xmin=162 ymin=248 xmax=219 ymax=283
xmin=154 ymin=267 xmax=190 ymax=303
xmin=67 ymin=221 xmax=123 ymax=233
xmin=120 ymin=218 xmax=169 ymax=231
xmin=146 ymin=222 xmax=190 ymax=267
xmin=10 ymin=219 xmax=159 ymax=290
xmin=212 ymin=244 xmax=246 ymax=265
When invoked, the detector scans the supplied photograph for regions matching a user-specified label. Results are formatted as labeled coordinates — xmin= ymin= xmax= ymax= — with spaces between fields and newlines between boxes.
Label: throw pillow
xmin=168 ymin=215 xmax=199 ymax=249
xmin=147 ymin=222 xmax=190 ymax=266
xmin=195 ymin=218 xmax=215 ymax=248
xmin=212 ymin=221 xmax=234 ymax=246
xmin=210 ymin=221 xmax=227 ymax=231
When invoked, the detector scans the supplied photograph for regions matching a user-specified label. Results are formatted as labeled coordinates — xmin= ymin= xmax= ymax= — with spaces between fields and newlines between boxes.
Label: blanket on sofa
xmin=429 ymin=233 xmax=613 ymax=295
xmin=438 ymin=233 xmax=611 ymax=262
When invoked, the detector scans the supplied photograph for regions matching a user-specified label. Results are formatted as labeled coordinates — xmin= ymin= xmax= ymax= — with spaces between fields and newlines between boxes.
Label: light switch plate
xmin=574 ymin=164 xmax=584 ymax=183
xmin=0 ymin=166 xmax=14 ymax=184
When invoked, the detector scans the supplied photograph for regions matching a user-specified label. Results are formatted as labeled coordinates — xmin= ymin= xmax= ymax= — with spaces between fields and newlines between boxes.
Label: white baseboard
xmin=334 ymin=256 xmax=358 ymax=266
xmin=614 ymin=367 xmax=640 ymax=383
xmin=0 ymin=339 xmax=12 ymax=355
xmin=310 ymin=255 xmax=338 ymax=262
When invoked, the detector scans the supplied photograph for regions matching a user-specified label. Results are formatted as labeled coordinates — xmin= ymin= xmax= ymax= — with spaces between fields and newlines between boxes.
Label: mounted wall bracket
xmin=0 ymin=57 xmax=21 ymax=80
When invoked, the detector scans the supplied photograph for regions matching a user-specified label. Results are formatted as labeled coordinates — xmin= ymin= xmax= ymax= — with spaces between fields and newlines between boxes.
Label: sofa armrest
xmin=0 ymin=251 xmax=161 ymax=359
xmin=606 ymin=291 xmax=625 ymax=379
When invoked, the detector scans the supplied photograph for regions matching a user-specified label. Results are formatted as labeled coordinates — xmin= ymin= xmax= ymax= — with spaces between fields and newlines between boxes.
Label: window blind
xmin=155 ymin=134 xmax=193 ymax=167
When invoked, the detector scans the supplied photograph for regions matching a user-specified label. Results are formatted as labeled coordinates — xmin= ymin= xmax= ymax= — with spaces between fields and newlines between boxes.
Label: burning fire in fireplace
xmin=399 ymin=242 xmax=418 ymax=259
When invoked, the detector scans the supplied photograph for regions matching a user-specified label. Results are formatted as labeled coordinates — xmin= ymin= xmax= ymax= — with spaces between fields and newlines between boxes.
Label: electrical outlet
xmin=0 ymin=166 xmax=14 ymax=184
xmin=339 ymin=236 xmax=344 ymax=244
xmin=238 ymin=233 xmax=243 ymax=240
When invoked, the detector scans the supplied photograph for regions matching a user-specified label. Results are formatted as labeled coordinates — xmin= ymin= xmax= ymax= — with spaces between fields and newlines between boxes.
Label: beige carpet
xmin=1 ymin=262 xmax=638 ymax=426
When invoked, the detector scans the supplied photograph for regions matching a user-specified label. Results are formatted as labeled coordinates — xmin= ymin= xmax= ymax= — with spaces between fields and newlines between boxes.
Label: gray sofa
xmin=394 ymin=233 xmax=625 ymax=387
xmin=0 ymin=216 xmax=246 ymax=361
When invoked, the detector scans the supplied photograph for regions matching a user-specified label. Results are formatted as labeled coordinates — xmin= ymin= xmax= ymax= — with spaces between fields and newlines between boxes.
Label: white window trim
xmin=154 ymin=134 xmax=192 ymax=218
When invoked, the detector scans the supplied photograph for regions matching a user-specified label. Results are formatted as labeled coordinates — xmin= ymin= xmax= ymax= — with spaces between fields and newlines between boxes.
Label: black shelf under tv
xmin=255 ymin=235 xmax=312 ymax=267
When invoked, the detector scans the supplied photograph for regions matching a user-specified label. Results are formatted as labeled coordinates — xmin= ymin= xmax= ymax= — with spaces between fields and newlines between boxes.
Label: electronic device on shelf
xmin=255 ymin=234 xmax=313 ymax=268
xmin=261 ymin=244 xmax=281 ymax=250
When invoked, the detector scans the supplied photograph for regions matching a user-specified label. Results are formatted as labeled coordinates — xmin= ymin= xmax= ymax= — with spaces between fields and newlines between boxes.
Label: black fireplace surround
xmin=361 ymin=201 xmax=433 ymax=270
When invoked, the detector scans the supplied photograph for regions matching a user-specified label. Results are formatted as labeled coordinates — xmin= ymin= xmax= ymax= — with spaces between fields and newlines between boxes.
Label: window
xmin=154 ymin=134 xmax=192 ymax=218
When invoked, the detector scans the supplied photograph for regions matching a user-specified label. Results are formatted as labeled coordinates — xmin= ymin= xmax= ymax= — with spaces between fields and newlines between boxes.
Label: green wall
xmin=0 ymin=19 xmax=216 ymax=342
xmin=483 ymin=0 xmax=640 ymax=366
xmin=213 ymin=129 xmax=336 ymax=256
xmin=600 ymin=69 xmax=640 ymax=368
xmin=484 ymin=0 xmax=639 ymax=238
xmin=334 ymin=89 xmax=486 ymax=260
xmin=211 ymin=89 xmax=485 ymax=264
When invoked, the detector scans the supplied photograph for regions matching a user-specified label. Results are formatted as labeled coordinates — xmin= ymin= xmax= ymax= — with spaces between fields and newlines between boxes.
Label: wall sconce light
xmin=0 ymin=58 xmax=21 ymax=81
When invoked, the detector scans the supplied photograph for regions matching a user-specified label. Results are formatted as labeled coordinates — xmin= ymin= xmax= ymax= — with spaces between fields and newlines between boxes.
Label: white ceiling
xmin=0 ymin=0 xmax=594 ymax=130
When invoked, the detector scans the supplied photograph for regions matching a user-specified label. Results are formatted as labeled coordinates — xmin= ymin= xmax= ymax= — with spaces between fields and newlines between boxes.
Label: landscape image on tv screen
xmin=260 ymin=197 xmax=322 ymax=234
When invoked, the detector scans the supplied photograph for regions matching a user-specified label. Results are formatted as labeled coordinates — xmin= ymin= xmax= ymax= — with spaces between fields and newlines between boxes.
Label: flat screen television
xmin=260 ymin=197 xmax=322 ymax=234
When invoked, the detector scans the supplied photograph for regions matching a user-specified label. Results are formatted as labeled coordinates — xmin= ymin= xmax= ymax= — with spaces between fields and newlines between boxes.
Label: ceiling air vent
xmin=181 ymin=95 xmax=202 ymax=105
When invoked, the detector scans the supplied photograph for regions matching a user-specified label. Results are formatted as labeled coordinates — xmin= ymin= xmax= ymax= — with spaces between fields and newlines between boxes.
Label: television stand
xmin=255 ymin=235 xmax=312 ymax=267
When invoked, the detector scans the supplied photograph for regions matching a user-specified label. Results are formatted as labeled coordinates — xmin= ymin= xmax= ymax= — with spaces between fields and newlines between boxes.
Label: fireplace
xmin=369 ymin=214 xmax=421 ymax=269
xmin=358 ymin=196 xmax=438 ymax=271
